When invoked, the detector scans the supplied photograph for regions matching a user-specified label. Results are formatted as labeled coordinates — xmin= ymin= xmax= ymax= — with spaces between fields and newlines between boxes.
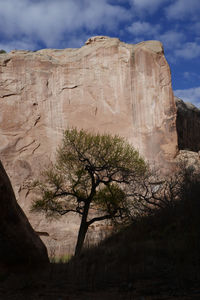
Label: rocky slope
xmin=0 ymin=160 xmax=49 ymax=266
xmin=0 ymin=36 xmax=178 ymax=255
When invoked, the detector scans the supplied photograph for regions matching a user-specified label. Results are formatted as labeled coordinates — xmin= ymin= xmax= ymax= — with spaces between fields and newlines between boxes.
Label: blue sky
xmin=0 ymin=0 xmax=200 ymax=107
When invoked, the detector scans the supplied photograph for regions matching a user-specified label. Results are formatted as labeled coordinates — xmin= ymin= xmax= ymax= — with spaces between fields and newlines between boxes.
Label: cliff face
xmin=0 ymin=36 xmax=178 ymax=254
xmin=0 ymin=161 xmax=49 ymax=266
xmin=175 ymin=97 xmax=200 ymax=152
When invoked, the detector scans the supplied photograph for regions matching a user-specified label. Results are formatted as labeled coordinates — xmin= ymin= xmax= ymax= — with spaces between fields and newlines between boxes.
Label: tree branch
xmin=87 ymin=213 xmax=121 ymax=226
xmin=50 ymin=208 xmax=81 ymax=216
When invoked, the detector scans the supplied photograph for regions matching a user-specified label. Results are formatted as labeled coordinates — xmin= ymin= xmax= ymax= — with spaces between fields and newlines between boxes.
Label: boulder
xmin=0 ymin=161 xmax=49 ymax=266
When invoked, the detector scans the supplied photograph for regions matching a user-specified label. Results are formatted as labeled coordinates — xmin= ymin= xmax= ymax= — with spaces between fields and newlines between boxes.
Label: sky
xmin=0 ymin=0 xmax=200 ymax=107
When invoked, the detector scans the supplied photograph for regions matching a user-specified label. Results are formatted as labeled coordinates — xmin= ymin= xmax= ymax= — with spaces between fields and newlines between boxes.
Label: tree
xmin=126 ymin=160 xmax=196 ymax=218
xmin=32 ymin=128 xmax=147 ymax=256
xmin=126 ymin=170 xmax=184 ymax=218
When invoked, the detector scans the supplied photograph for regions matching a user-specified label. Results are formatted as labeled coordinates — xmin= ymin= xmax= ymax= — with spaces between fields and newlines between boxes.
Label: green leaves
xmin=58 ymin=128 xmax=146 ymax=178
xmin=95 ymin=183 xmax=126 ymax=209
xmin=31 ymin=127 xmax=148 ymax=254
xmin=32 ymin=127 xmax=147 ymax=222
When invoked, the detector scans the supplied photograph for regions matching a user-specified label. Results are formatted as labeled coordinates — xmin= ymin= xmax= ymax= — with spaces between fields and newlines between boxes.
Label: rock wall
xmin=0 ymin=36 xmax=178 ymax=255
xmin=175 ymin=97 xmax=200 ymax=152
xmin=0 ymin=161 xmax=49 ymax=266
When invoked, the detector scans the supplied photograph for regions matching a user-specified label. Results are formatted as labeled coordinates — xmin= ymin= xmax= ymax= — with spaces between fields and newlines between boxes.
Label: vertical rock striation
xmin=0 ymin=36 xmax=178 ymax=254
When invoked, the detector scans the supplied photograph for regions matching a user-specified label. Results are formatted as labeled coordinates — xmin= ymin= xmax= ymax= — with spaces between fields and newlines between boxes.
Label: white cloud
xmin=175 ymin=87 xmax=200 ymax=108
xmin=154 ymin=32 xmax=200 ymax=62
xmin=158 ymin=31 xmax=185 ymax=50
xmin=155 ymin=31 xmax=185 ymax=62
xmin=175 ymin=42 xmax=200 ymax=59
xmin=127 ymin=21 xmax=161 ymax=36
xmin=127 ymin=27 xmax=187 ymax=62
xmin=62 ymin=33 xmax=91 ymax=49
xmin=166 ymin=0 xmax=200 ymax=20
xmin=183 ymin=71 xmax=200 ymax=81
xmin=0 ymin=0 xmax=130 ymax=48
xmin=129 ymin=0 xmax=169 ymax=13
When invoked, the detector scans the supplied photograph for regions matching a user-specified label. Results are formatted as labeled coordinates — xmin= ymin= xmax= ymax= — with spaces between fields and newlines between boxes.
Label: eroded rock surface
xmin=175 ymin=97 xmax=200 ymax=152
xmin=0 ymin=161 xmax=49 ymax=266
xmin=176 ymin=150 xmax=200 ymax=176
xmin=0 ymin=36 xmax=178 ymax=255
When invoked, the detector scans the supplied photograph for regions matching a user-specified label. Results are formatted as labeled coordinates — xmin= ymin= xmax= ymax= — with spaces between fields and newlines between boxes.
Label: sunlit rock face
xmin=0 ymin=36 xmax=178 ymax=255
xmin=0 ymin=161 xmax=49 ymax=266
xmin=175 ymin=97 xmax=200 ymax=152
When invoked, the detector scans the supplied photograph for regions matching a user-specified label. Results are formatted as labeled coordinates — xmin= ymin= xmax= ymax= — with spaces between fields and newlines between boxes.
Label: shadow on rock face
xmin=0 ymin=161 xmax=49 ymax=267
xmin=175 ymin=97 xmax=200 ymax=152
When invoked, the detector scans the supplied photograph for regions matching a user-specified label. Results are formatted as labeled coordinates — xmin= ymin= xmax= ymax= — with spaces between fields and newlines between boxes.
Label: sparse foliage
xmin=127 ymin=160 xmax=200 ymax=218
xmin=32 ymin=128 xmax=147 ymax=256
xmin=127 ymin=170 xmax=183 ymax=217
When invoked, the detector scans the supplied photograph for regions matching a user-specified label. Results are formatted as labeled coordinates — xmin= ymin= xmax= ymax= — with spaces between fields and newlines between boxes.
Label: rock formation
xmin=0 ymin=36 xmax=178 ymax=255
xmin=175 ymin=97 xmax=200 ymax=152
xmin=176 ymin=150 xmax=200 ymax=176
xmin=0 ymin=160 xmax=49 ymax=266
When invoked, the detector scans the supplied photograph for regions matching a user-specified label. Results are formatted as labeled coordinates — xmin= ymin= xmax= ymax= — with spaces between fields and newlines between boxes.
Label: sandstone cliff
xmin=175 ymin=97 xmax=200 ymax=152
xmin=0 ymin=36 xmax=178 ymax=255
xmin=0 ymin=161 xmax=49 ymax=266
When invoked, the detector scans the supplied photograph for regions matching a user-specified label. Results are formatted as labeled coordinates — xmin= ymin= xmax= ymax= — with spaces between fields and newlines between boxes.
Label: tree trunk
xmin=74 ymin=201 xmax=90 ymax=256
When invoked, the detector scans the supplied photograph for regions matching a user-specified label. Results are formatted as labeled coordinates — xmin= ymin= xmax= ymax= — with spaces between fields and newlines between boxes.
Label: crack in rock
xmin=18 ymin=140 xmax=35 ymax=153
xmin=34 ymin=115 xmax=41 ymax=126
xmin=60 ymin=85 xmax=80 ymax=93
xmin=0 ymin=93 xmax=18 ymax=98
xmin=32 ymin=143 xmax=41 ymax=154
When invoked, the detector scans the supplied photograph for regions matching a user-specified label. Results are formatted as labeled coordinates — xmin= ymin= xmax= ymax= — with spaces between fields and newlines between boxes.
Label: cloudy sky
xmin=0 ymin=0 xmax=200 ymax=107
